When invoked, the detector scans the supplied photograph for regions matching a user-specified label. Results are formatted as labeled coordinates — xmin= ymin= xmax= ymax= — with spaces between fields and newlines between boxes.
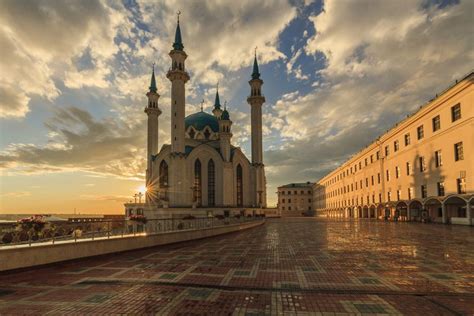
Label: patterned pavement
xmin=0 ymin=218 xmax=473 ymax=315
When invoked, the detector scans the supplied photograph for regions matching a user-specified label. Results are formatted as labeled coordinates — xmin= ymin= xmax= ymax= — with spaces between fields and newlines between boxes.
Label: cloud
xmin=0 ymin=106 xmax=146 ymax=179
xmin=1 ymin=191 xmax=31 ymax=198
xmin=264 ymin=0 xmax=473 ymax=198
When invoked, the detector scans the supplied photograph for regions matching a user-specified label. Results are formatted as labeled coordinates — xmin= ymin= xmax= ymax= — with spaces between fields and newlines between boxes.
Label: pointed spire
xmin=200 ymin=99 xmax=204 ymax=112
xmin=173 ymin=11 xmax=184 ymax=51
xmin=214 ymin=82 xmax=221 ymax=109
xmin=222 ymin=100 xmax=230 ymax=120
xmin=251 ymin=47 xmax=260 ymax=80
xmin=149 ymin=63 xmax=157 ymax=93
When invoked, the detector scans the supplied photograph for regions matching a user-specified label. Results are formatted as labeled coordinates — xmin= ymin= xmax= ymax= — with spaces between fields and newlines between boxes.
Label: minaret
xmin=212 ymin=83 xmax=223 ymax=118
xmin=166 ymin=12 xmax=189 ymax=154
xmin=247 ymin=49 xmax=266 ymax=207
xmin=145 ymin=65 xmax=161 ymax=196
xmin=219 ymin=102 xmax=232 ymax=162
xmin=166 ymin=12 xmax=190 ymax=206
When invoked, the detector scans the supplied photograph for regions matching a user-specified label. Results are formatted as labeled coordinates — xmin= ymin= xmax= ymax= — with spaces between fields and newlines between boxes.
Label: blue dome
xmin=221 ymin=109 xmax=230 ymax=120
xmin=185 ymin=111 xmax=219 ymax=132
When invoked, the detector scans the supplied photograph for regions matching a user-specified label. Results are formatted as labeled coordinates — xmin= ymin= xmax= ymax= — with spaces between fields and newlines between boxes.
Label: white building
xmin=125 ymin=17 xmax=266 ymax=218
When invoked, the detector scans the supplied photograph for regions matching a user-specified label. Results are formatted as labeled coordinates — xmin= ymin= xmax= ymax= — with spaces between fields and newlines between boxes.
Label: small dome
xmin=221 ymin=109 xmax=230 ymax=120
xmin=185 ymin=111 xmax=219 ymax=132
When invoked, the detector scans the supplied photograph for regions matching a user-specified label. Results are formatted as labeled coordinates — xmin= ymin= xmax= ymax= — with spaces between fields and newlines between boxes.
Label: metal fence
xmin=0 ymin=216 xmax=264 ymax=247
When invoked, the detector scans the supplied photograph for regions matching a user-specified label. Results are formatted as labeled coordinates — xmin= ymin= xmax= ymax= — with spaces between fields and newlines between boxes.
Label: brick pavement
xmin=0 ymin=218 xmax=473 ymax=315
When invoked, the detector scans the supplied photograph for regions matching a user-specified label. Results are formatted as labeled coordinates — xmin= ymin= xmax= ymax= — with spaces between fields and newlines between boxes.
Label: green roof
xmin=252 ymin=55 xmax=260 ymax=79
xmin=173 ymin=21 xmax=184 ymax=51
xmin=149 ymin=66 xmax=157 ymax=93
xmin=185 ymin=111 xmax=219 ymax=132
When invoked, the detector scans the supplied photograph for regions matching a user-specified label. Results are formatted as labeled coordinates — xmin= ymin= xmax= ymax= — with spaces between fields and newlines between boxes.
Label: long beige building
xmin=277 ymin=182 xmax=314 ymax=217
xmin=313 ymin=72 xmax=473 ymax=225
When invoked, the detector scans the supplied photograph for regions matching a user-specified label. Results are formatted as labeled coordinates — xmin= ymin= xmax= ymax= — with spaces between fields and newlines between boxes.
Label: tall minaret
xmin=166 ymin=12 xmax=189 ymax=154
xmin=247 ymin=50 xmax=266 ymax=207
xmin=145 ymin=65 xmax=161 ymax=195
xmin=212 ymin=83 xmax=223 ymax=118
xmin=166 ymin=12 xmax=190 ymax=206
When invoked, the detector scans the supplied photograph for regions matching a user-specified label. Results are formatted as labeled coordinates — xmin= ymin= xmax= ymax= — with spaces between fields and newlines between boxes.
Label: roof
xmin=185 ymin=111 xmax=219 ymax=132
xmin=173 ymin=20 xmax=184 ymax=51
xmin=252 ymin=55 xmax=260 ymax=79
xmin=279 ymin=182 xmax=314 ymax=188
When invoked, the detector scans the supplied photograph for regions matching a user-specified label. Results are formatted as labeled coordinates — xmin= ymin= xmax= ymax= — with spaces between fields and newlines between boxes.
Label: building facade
xmin=313 ymin=73 xmax=473 ymax=225
xmin=125 ymin=17 xmax=267 ymax=219
xmin=277 ymin=182 xmax=314 ymax=217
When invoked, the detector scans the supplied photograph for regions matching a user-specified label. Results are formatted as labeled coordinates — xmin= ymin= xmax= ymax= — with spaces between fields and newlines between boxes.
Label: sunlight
xmin=137 ymin=185 xmax=147 ymax=194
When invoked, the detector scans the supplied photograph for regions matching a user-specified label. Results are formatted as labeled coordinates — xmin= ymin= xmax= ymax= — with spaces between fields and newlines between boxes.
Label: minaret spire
xmin=252 ymin=46 xmax=260 ymax=80
xmin=212 ymin=82 xmax=223 ymax=118
xmin=173 ymin=11 xmax=184 ymax=51
xmin=149 ymin=63 xmax=157 ymax=93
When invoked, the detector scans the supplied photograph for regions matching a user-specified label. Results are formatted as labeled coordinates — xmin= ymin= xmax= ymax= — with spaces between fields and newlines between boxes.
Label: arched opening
xmin=159 ymin=160 xmax=169 ymax=201
xmin=363 ymin=206 xmax=369 ymax=218
xmin=194 ymin=159 xmax=202 ymax=206
xmin=188 ymin=128 xmax=195 ymax=139
xmin=395 ymin=201 xmax=408 ymax=221
xmin=208 ymin=159 xmax=215 ymax=206
xmin=377 ymin=204 xmax=384 ymax=219
xmin=444 ymin=195 xmax=469 ymax=225
xmin=173 ymin=61 xmax=177 ymax=70
xmin=369 ymin=205 xmax=376 ymax=218
xmin=204 ymin=129 xmax=211 ymax=140
xmin=236 ymin=164 xmax=243 ymax=207
xmin=408 ymin=200 xmax=423 ymax=222
xmin=424 ymin=198 xmax=442 ymax=223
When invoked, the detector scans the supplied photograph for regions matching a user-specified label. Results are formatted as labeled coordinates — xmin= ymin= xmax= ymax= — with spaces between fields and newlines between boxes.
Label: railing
xmin=0 ymin=216 xmax=264 ymax=248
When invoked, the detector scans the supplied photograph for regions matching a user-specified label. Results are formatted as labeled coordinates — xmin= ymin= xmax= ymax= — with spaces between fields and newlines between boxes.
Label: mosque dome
xmin=185 ymin=111 xmax=219 ymax=132
xmin=221 ymin=109 xmax=230 ymax=120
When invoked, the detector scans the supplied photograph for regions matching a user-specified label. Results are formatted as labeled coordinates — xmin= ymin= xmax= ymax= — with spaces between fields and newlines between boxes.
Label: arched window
xmin=208 ymin=159 xmax=215 ymax=206
xmin=173 ymin=61 xmax=177 ymax=70
xmin=159 ymin=160 xmax=168 ymax=187
xmin=236 ymin=164 xmax=243 ymax=207
xmin=204 ymin=129 xmax=211 ymax=140
xmin=188 ymin=128 xmax=195 ymax=139
xmin=194 ymin=159 xmax=202 ymax=206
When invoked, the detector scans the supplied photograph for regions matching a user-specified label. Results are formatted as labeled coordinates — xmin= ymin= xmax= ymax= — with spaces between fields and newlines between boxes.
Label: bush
xmin=1 ymin=232 xmax=13 ymax=244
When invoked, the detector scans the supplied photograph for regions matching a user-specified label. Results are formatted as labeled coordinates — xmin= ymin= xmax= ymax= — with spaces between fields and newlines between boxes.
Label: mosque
xmin=125 ymin=17 xmax=267 ymax=218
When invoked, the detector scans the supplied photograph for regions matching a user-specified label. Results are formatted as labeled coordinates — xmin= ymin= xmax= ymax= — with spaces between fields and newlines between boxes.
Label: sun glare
xmin=137 ymin=185 xmax=147 ymax=194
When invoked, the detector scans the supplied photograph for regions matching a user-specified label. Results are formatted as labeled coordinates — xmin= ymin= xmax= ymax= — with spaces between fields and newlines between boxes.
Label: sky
xmin=0 ymin=0 xmax=473 ymax=214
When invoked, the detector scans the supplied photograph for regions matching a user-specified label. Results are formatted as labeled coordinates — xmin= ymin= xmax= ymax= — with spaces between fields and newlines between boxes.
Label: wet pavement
xmin=0 ymin=218 xmax=473 ymax=315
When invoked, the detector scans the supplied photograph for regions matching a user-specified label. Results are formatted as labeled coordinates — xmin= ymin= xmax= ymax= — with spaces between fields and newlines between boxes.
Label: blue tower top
xmin=214 ymin=84 xmax=221 ymax=109
xmin=149 ymin=64 xmax=157 ymax=93
xmin=173 ymin=12 xmax=184 ymax=51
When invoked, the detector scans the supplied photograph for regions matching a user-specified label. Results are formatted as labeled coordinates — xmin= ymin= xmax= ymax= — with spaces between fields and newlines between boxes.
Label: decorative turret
xmin=145 ymin=64 xmax=162 ymax=202
xmin=219 ymin=101 xmax=232 ymax=162
xmin=246 ymin=48 xmax=266 ymax=208
xmin=173 ymin=13 xmax=184 ymax=51
xmin=212 ymin=83 xmax=223 ymax=118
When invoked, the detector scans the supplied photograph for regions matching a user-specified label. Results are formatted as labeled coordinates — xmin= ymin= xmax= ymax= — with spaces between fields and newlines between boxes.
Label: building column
xmin=441 ymin=203 xmax=447 ymax=224
xmin=466 ymin=200 xmax=472 ymax=226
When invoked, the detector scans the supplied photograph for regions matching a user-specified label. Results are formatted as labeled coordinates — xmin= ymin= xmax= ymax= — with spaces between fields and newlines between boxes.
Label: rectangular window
xmin=457 ymin=178 xmax=466 ymax=194
xmin=372 ymin=194 xmax=375 ymax=203
xmin=376 ymin=151 xmax=380 ymax=160
xmin=432 ymin=115 xmax=441 ymax=132
xmin=365 ymin=158 xmax=368 ymax=166
xmin=282 ymin=206 xmax=285 ymax=210
xmin=419 ymin=156 xmax=426 ymax=172
xmin=406 ymin=162 xmax=411 ymax=175
xmin=282 ymin=198 xmax=285 ymax=203
xmin=395 ymin=166 xmax=400 ymax=178
xmin=437 ymin=182 xmax=445 ymax=196
xmin=397 ymin=190 xmax=401 ymax=201
xmin=387 ymin=192 xmax=391 ymax=202
xmin=365 ymin=178 xmax=369 ymax=187
xmin=386 ymin=170 xmax=390 ymax=181
xmin=385 ymin=145 xmax=390 ymax=157
xmin=454 ymin=142 xmax=464 ymax=161
xmin=288 ymin=191 xmax=291 ymax=194
xmin=451 ymin=103 xmax=461 ymax=122
xmin=379 ymin=193 xmax=382 ymax=203
xmin=394 ymin=140 xmax=399 ymax=152
xmin=359 ymin=161 xmax=362 ymax=169
xmin=288 ymin=199 xmax=291 ymax=203
xmin=377 ymin=173 xmax=381 ymax=184
xmin=404 ymin=133 xmax=411 ymax=146
xmin=408 ymin=187 xmax=413 ymax=200
xmin=371 ymin=175 xmax=374 ymax=185
xmin=421 ymin=185 xmax=427 ymax=198
xmin=355 ymin=182 xmax=358 ymax=190
xmin=288 ymin=206 xmax=291 ymax=210
xmin=435 ymin=150 xmax=442 ymax=167
xmin=417 ymin=125 xmax=424 ymax=140
xmin=370 ymin=155 xmax=373 ymax=163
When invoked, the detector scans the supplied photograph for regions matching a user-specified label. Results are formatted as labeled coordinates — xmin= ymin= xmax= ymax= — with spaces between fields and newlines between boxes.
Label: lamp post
xmin=134 ymin=194 xmax=138 ymax=203
xmin=138 ymin=192 xmax=143 ymax=204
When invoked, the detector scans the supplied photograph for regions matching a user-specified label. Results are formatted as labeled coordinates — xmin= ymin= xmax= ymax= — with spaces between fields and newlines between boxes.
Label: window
xmin=365 ymin=158 xmax=368 ymax=166
xmin=387 ymin=192 xmax=391 ymax=202
xmin=365 ymin=178 xmax=369 ymax=187
xmin=288 ymin=198 xmax=291 ymax=203
xmin=371 ymin=175 xmax=374 ymax=185
xmin=288 ymin=206 xmax=292 ymax=211
xmin=421 ymin=185 xmax=427 ymax=198
xmin=395 ymin=166 xmax=400 ymax=178
xmin=359 ymin=161 xmax=362 ymax=169
xmin=376 ymin=151 xmax=380 ymax=160
xmin=372 ymin=194 xmax=375 ymax=203
xmin=288 ymin=191 xmax=291 ymax=195
xmin=236 ymin=164 xmax=243 ymax=206
xmin=379 ymin=193 xmax=382 ymax=203
xmin=208 ymin=159 xmax=215 ymax=206
xmin=282 ymin=198 xmax=285 ymax=203
xmin=404 ymin=133 xmax=411 ymax=146
xmin=308 ymin=198 xmax=312 ymax=202
xmin=385 ymin=145 xmax=390 ymax=156
xmin=370 ymin=155 xmax=373 ymax=163
xmin=451 ymin=103 xmax=461 ymax=122
xmin=159 ymin=160 xmax=169 ymax=187
xmin=408 ymin=187 xmax=413 ymax=200
xmin=406 ymin=162 xmax=411 ymax=175
xmin=397 ymin=190 xmax=401 ymax=201
xmin=435 ymin=150 xmax=442 ymax=167
xmin=282 ymin=207 xmax=285 ymax=210
xmin=194 ymin=159 xmax=202 ymax=206
xmin=432 ymin=115 xmax=441 ymax=132
xmin=377 ymin=173 xmax=381 ymax=184
xmin=386 ymin=170 xmax=390 ymax=181
xmin=457 ymin=178 xmax=466 ymax=194
xmin=419 ymin=156 xmax=426 ymax=172
xmin=417 ymin=125 xmax=424 ymax=140
xmin=437 ymin=182 xmax=445 ymax=196
xmin=454 ymin=142 xmax=464 ymax=161
xmin=394 ymin=140 xmax=399 ymax=152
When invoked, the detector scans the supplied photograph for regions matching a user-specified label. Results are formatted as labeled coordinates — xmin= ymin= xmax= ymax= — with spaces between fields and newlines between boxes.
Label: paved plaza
xmin=0 ymin=218 xmax=473 ymax=315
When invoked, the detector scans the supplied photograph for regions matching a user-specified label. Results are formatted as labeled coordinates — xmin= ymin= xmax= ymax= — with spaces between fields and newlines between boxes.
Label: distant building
xmin=313 ymin=72 xmax=473 ymax=225
xmin=277 ymin=182 xmax=314 ymax=217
